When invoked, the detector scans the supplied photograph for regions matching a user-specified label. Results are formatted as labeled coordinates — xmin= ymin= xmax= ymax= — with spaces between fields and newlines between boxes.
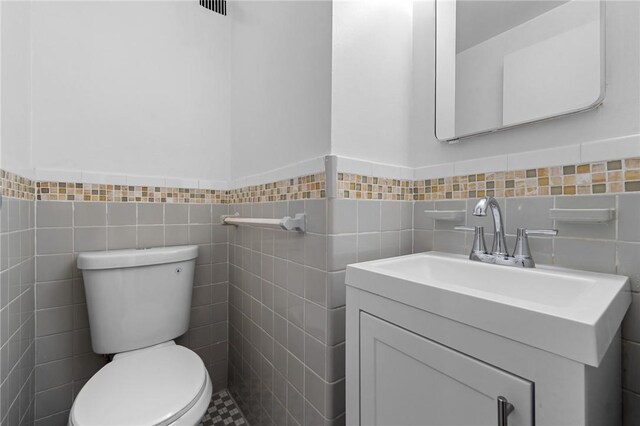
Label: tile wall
xmin=33 ymin=202 xmax=230 ymax=425
xmin=0 ymin=197 xmax=36 ymax=426
xmin=412 ymin=194 xmax=640 ymax=424
xmin=3 ymin=158 xmax=640 ymax=426
xmin=227 ymin=199 xmax=413 ymax=426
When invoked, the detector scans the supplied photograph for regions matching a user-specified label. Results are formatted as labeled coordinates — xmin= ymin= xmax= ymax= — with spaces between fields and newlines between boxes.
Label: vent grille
xmin=200 ymin=0 xmax=226 ymax=16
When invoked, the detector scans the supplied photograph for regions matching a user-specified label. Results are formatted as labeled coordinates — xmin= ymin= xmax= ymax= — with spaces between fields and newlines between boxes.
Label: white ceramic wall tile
xmin=325 ymin=155 xmax=338 ymax=198
xmin=80 ymin=171 xmax=127 ymax=185
xmin=229 ymin=156 xmax=325 ymax=189
xmin=0 ymin=197 xmax=36 ymax=424
xmin=165 ymin=177 xmax=199 ymax=189
xmin=623 ymin=341 xmax=640 ymax=394
xmin=581 ymin=134 xmax=640 ymax=163
xmin=618 ymin=242 xmax=640 ymax=293
xmin=623 ymin=293 xmax=640 ymax=342
xmin=454 ymin=155 xmax=508 ymax=176
xmin=328 ymin=199 xmax=358 ymax=234
xmin=335 ymin=156 xmax=374 ymax=177
xmin=507 ymin=144 xmax=581 ymax=171
xmin=623 ymin=390 xmax=640 ymax=426
xmin=227 ymin=199 xmax=402 ymax=424
xmin=36 ymin=168 xmax=83 ymax=183
xmin=413 ymin=162 xmax=455 ymax=180
xmin=413 ymin=230 xmax=433 ymax=253
xmin=198 ymin=179 xmax=228 ymax=190
xmin=126 ymin=174 xmax=165 ymax=187
xmin=371 ymin=162 xmax=413 ymax=180
xmin=555 ymin=196 xmax=616 ymax=240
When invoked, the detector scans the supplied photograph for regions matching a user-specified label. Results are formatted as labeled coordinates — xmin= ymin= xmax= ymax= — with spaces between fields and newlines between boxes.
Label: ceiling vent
xmin=200 ymin=0 xmax=226 ymax=16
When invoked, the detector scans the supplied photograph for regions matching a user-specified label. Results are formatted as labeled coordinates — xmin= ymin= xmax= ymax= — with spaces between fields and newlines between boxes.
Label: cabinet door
xmin=360 ymin=313 xmax=533 ymax=426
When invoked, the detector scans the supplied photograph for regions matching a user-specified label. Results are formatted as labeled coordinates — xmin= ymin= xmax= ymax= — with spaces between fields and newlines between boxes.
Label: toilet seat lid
xmin=70 ymin=345 xmax=207 ymax=426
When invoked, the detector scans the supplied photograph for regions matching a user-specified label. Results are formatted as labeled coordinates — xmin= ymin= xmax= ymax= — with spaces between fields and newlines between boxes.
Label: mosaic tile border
xmin=1 ymin=170 xmax=36 ymax=201
xmin=337 ymin=173 xmax=414 ymax=201
xmin=338 ymin=157 xmax=640 ymax=200
xmin=34 ymin=172 xmax=326 ymax=204
xmin=36 ymin=181 xmax=226 ymax=204
xmin=2 ymin=156 xmax=639 ymax=204
xmin=226 ymin=172 xmax=326 ymax=204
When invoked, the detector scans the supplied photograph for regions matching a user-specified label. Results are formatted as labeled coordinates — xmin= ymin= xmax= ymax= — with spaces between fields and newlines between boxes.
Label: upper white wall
xmin=5 ymin=0 xmax=637 ymax=187
xmin=411 ymin=0 xmax=640 ymax=170
xmin=229 ymin=0 xmax=332 ymax=182
xmin=30 ymin=1 xmax=231 ymax=186
xmin=1 ymin=1 xmax=33 ymax=177
xmin=331 ymin=0 xmax=414 ymax=168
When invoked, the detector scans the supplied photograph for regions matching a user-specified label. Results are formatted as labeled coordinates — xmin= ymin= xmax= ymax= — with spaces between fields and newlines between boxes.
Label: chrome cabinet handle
xmin=497 ymin=396 xmax=515 ymax=426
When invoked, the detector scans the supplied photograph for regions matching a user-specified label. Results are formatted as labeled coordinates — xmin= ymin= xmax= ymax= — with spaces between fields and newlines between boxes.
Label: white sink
xmin=345 ymin=251 xmax=631 ymax=366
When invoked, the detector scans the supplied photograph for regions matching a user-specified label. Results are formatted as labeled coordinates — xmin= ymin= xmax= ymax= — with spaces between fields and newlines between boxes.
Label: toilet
xmin=69 ymin=245 xmax=212 ymax=426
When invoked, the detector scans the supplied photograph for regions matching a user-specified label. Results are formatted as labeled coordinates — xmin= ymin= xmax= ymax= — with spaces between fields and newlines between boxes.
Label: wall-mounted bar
xmin=424 ymin=210 xmax=466 ymax=221
xmin=221 ymin=213 xmax=306 ymax=232
xmin=549 ymin=208 xmax=615 ymax=223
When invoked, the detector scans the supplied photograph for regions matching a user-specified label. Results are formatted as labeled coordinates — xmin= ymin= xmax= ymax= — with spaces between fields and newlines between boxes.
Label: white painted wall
xmin=30 ymin=1 xmax=231 ymax=186
xmin=1 ymin=1 xmax=33 ymax=177
xmin=3 ymin=0 xmax=638 ymax=186
xmin=1 ymin=0 xmax=333 ymax=187
xmin=229 ymin=0 xmax=332 ymax=182
xmin=331 ymin=0 xmax=414 ymax=168
xmin=411 ymin=0 xmax=640 ymax=170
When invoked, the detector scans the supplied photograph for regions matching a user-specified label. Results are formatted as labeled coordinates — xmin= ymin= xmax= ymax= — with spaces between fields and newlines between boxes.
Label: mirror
xmin=435 ymin=0 xmax=605 ymax=141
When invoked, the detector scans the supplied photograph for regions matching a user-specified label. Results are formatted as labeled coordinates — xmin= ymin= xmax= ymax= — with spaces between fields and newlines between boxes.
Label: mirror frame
xmin=434 ymin=0 xmax=606 ymax=142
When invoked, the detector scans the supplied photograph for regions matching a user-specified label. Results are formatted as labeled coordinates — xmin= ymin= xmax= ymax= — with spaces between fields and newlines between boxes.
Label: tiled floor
xmin=200 ymin=390 xmax=249 ymax=426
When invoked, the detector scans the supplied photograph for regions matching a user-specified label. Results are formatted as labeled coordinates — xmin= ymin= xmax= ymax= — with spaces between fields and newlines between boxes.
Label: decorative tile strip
xmin=0 ymin=170 xmax=36 ymax=201
xmin=226 ymin=173 xmax=326 ymax=204
xmin=411 ymin=158 xmax=640 ymax=200
xmin=337 ymin=173 xmax=414 ymax=200
xmin=4 ymin=156 xmax=639 ymax=205
xmin=36 ymin=182 xmax=226 ymax=203
xmin=34 ymin=172 xmax=325 ymax=204
xmin=336 ymin=157 xmax=640 ymax=201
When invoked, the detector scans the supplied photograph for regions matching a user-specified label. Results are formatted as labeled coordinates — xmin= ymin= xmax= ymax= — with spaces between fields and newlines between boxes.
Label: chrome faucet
xmin=455 ymin=197 xmax=558 ymax=268
xmin=472 ymin=196 xmax=509 ymax=256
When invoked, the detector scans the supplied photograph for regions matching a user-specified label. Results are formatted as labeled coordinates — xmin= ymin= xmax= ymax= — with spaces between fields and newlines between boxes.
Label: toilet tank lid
xmin=77 ymin=245 xmax=198 ymax=270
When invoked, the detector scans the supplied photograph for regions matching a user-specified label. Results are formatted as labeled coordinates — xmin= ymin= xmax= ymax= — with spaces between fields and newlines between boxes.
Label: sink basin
xmin=345 ymin=252 xmax=631 ymax=366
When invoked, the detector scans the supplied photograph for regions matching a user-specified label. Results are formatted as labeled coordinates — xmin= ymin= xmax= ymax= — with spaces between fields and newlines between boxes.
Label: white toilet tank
xmin=77 ymin=245 xmax=198 ymax=354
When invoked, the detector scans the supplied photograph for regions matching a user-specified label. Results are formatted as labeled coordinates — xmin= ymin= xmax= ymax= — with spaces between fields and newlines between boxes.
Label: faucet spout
xmin=472 ymin=197 xmax=508 ymax=256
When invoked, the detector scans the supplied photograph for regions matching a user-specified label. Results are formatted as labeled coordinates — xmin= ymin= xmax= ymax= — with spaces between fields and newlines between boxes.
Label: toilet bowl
xmin=69 ymin=342 xmax=211 ymax=426
xmin=69 ymin=246 xmax=211 ymax=425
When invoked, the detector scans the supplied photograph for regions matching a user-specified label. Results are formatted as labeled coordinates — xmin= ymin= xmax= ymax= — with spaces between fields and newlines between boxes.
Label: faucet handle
xmin=512 ymin=228 xmax=558 ymax=268
xmin=524 ymin=229 xmax=559 ymax=237
xmin=455 ymin=226 xmax=488 ymax=259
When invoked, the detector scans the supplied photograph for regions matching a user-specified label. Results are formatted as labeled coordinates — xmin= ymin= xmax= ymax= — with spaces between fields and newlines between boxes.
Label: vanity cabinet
xmin=346 ymin=285 xmax=622 ymax=426
xmin=360 ymin=313 xmax=533 ymax=425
